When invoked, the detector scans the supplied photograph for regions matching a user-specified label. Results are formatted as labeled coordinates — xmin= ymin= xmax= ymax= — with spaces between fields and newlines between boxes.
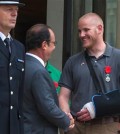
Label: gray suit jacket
xmin=23 ymin=55 xmax=70 ymax=134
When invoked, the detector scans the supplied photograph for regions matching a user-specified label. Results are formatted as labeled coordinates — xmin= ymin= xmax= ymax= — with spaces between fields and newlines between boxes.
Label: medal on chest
xmin=104 ymin=66 xmax=111 ymax=82
xmin=105 ymin=74 xmax=110 ymax=82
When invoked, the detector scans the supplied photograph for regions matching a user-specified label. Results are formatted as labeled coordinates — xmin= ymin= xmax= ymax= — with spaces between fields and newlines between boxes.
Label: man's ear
xmin=97 ymin=24 xmax=103 ymax=33
xmin=42 ymin=41 xmax=48 ymax=50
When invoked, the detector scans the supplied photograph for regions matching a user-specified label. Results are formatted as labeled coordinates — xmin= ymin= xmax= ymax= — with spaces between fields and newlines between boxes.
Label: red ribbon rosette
xmin=53 ymin=81 xmax=58 ymax=88
xmin=104 ymin=66 xmax=111 ymax=74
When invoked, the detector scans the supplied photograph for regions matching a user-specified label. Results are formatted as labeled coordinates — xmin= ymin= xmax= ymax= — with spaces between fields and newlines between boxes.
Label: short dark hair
xmin=26 ymin=24 xmax=51 ymax=51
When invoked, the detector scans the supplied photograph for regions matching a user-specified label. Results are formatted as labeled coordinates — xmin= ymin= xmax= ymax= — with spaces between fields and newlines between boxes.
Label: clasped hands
xmin=64 ymin=102 xmax=95 ymax=130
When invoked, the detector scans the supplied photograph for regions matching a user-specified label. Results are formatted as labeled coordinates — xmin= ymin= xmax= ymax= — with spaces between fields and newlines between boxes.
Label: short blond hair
xmin=79 ymin=12 xmax=104 ymax=27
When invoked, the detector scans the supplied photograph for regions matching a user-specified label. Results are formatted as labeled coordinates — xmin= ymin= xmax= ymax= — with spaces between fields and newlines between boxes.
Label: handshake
xmin=62 ymin=102 xmax=95 ymax=132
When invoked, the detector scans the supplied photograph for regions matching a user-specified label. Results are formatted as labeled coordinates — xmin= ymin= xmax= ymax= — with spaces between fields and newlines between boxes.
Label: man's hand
xmin=66 ymin=113 xmax=75 ymax=130
xmin=76 ymin=108 xmax=92 ymax=122
xmin=76 ymin=101 xmax=95 ymax=122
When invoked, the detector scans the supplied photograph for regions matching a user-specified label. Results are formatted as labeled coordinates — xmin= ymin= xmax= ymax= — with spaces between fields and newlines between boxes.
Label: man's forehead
xmin=0 ymin=4 xmax=19 ymax=9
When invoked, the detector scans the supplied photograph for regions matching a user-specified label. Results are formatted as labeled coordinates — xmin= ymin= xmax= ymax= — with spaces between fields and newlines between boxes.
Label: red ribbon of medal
xmin=104 ymin=66 xmax=111 ymax=82
xmin=53 ymin=81 xmax=58 ymax=88
xmin=104 ymin=66 xmax=111 ymax=74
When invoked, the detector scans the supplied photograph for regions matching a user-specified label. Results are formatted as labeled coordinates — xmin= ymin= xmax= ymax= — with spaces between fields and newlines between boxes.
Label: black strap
xmin=85 ymin=51 xmax=103 ymax=94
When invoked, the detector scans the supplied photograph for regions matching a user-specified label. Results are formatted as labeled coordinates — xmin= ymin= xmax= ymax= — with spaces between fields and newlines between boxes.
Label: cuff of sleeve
xmin=63 ymin=118 xmax=70 ymax=132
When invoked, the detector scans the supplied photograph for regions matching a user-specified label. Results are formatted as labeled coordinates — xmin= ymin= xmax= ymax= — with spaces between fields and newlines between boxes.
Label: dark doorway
xmin=13 ymin=0 xmax=47 ymax=49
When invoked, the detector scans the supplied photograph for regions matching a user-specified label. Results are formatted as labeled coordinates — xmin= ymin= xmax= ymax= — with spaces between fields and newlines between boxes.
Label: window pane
xmin=85 ymin=0 xmax=93 ymax=13
xmin=105 ymin=0 xmax=117 ymax=47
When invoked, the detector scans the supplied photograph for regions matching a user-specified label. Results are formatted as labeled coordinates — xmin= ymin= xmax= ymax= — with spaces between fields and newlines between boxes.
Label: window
xmin=105 ymin=0 xmax=117 ymax=47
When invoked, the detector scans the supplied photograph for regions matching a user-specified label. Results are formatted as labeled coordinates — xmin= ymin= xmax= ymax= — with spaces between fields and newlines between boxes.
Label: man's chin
xmin=9 ymin=24 xmax=16 ymax=29
xmin=82 ymin=44 xmax=89 ymax=48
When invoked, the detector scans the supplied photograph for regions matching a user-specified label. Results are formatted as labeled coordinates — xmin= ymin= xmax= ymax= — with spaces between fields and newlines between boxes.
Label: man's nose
xmin=12 ymin=10 xmax=18 ymax=16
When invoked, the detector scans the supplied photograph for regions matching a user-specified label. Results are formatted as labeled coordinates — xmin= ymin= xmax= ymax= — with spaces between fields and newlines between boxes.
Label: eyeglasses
xmin=49 ymin=41 xmax=57 ymax=46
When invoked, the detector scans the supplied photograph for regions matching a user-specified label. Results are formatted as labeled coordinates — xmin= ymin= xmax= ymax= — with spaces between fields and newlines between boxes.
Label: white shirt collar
xmin=0 ymin=32 xmax=11 ymax=41
xmin=26 ymin=53 xmax=45 ymax=67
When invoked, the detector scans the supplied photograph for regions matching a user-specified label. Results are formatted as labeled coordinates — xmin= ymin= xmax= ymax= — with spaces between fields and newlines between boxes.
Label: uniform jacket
xmin=0 ymin=38 xmax=25 ymax=134
xmin=23 ymin=55 xmax=70 ymax=134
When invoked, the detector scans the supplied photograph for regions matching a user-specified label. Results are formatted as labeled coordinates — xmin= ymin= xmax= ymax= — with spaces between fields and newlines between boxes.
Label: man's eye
xmin=84 ymin=28 xmax=89 ymax=32
xmin=6 ymin=8 xmax=12 ymax=11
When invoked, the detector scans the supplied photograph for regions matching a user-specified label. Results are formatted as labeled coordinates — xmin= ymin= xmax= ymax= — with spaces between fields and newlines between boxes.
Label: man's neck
xmin=87 ymin=42 xmax=106 ymax=58
xmin=0 ymin=28 xmax=11 ymax=37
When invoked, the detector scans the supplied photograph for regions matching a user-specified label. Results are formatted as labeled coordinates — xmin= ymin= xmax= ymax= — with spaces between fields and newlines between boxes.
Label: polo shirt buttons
xmin=10 ymin=106 xmax=13 ymax=110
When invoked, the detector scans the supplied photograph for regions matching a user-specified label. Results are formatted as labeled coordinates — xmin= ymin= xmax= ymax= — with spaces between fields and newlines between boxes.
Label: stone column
xmin=47 ymin=0 xmax=64 ymax=70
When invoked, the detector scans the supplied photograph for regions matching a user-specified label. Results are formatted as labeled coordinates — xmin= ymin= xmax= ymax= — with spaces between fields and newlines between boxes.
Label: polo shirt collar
xmin=103 ymin=43 xmax=113 ymax=57
xmin=84 ymin=43 xmax=113 ymax=58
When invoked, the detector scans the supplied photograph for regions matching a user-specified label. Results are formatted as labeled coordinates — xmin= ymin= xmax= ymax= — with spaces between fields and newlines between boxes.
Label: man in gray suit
xmin=23 ymin=24 xmax=74 ymax=134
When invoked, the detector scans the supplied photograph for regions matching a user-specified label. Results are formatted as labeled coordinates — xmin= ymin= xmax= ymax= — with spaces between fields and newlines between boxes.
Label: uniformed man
xmin=0 ymin=0 xmax=25 ymax=134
